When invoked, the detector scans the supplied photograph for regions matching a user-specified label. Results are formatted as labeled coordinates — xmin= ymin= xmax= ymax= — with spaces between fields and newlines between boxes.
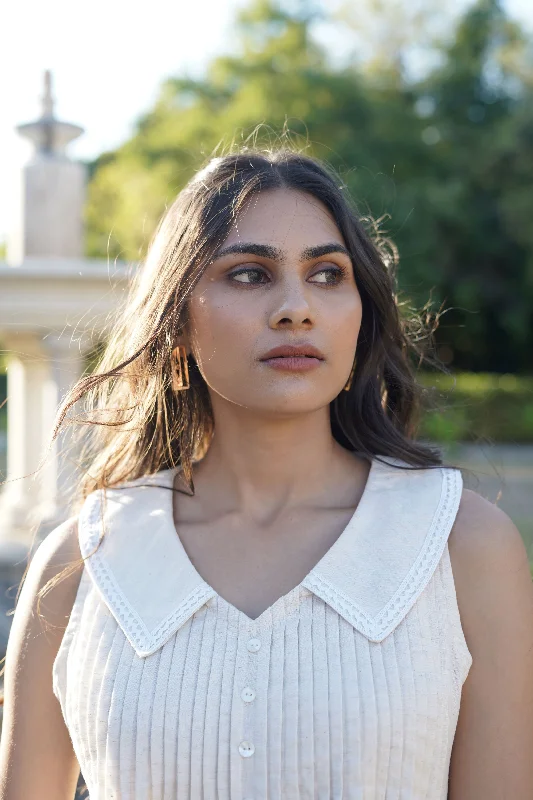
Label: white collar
xmin=79 ymin=456 xmax=462 ymax=657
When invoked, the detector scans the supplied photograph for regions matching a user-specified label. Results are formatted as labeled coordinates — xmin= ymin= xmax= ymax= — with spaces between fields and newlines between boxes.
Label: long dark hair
xmin=0 ymin=140 xmax=471 ymax=696
xmin=54 ymin=145 xmax=453 ymax=508
xmin=0 ymin=143 xmax=461 ymax=678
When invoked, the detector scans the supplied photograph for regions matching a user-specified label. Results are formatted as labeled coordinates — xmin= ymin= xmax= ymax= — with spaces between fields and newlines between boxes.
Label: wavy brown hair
xmin=54 ymin=144 xmax=455 ymax=509
xmin=0 ymin=144 xmax=460 ymax=674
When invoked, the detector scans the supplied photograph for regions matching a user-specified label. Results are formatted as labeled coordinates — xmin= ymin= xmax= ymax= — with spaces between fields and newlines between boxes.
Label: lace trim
xmin=79 ymin=466 xmax=463 ymax=652
xmin=303 ymin=467 xmax=463 ymax=642
xmin=80 ymin=489 xmax=214 ymax=658
xmin=145 ymin=583 xmax=215 ymax=656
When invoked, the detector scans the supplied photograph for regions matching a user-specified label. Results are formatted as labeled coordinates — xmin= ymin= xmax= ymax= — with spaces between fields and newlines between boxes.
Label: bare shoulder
xmin=448 ymin=486 xmax=532 ymax=644
xmin=0 ymin=517 xmax=84 ymax=799
xmin=449 ymin=486 xmax=527 ymax=550
xmin=449 ymin=486 xmax=531 ymax=584
xmin=1 ymin=515 xmax=84 ymax=683
xmin=24 ymin=515 xmax=84 ymax=633
xmin=447 ymin=488 xmax=533 ymax=797
xmin=34 ymin=513 xmax=81 ymax=567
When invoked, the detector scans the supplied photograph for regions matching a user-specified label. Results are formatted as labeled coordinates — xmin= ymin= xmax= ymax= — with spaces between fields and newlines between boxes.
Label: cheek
xmin=330 ymin=293 xmax=363 ymax=341
xmin=189 ymin=294 xmax=259 ymax=365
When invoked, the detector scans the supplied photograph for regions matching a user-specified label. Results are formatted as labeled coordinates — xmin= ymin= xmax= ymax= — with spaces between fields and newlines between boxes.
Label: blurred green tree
xmin=408 ymin=0 xmax=533 ymax=372
xmin=85 ymin=0 xmax=533 ymax=374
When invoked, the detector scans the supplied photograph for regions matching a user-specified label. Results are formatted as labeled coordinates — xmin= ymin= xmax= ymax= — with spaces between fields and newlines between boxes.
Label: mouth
xmin=258 ymin=344 xmax=325 ymax=372
xmin=259 ymin=345 xmax=325 ymax=361
xmin=259 ymin=354 xmax=324 ymax=372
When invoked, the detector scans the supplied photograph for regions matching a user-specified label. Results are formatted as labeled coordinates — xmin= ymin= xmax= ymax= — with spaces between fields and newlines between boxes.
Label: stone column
xmin=0 ymin=332 xmax=85 ymax=551
xmin=40 ymin=333 xmax=86 ymax=526
xmin=0 ymin=334 xmax=50 ymax=548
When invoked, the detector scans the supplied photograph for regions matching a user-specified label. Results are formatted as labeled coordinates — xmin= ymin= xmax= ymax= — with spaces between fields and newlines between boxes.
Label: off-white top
xmin=52 ymin=456 xmax=472 ymax=799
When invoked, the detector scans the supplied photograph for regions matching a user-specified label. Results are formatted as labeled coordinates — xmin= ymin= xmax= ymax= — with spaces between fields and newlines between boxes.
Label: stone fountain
xmin=0 ymin=73 xmax=131 ymax=642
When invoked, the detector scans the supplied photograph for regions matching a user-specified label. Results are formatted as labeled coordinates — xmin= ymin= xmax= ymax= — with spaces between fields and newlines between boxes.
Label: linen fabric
xmin=52 ymin=455 xmax=472 ymax=799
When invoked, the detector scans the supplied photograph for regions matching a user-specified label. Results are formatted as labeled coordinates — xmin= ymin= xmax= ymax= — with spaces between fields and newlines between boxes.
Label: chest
xmin=172 ymin=504 xmax=358 ymax=621
xmin=55 ymin=579 xmax=464 ymax=800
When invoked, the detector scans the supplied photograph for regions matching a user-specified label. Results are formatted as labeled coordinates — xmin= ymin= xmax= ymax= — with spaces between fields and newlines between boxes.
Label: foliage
xmin=85 ymin=0 xmax=533 ymax=374
xmin=418 ymin=371 xmax=533 ymax=442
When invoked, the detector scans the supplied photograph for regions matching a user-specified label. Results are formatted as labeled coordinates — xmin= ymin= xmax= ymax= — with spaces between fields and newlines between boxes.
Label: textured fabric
xmin=52 ymin=455 xmax=472 ymax=799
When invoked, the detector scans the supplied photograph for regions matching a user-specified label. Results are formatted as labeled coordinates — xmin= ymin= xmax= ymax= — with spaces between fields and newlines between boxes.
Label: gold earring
xmin=343 ymin=357 xmax=357 ymax=392
xmin=170 ymin=345 xmax=190 ymax=391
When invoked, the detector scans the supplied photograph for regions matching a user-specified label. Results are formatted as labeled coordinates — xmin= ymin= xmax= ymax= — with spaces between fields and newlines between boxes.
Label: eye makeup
xmin=227 ymin=263 xmax=349 ymax=287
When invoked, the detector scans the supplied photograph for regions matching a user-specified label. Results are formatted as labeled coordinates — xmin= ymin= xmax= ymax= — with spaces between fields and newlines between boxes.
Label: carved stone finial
xmin=15 ymin=70 xmax=84 ymax=157
xmin=41 ymin=69 xmax=54 ymax=119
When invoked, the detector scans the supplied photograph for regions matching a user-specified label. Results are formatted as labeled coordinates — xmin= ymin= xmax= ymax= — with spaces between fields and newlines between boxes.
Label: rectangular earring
xmin=343 ymin=358 xmax=356 ymax=391
xmin=170 ymin=345 xmax=190 ymax=391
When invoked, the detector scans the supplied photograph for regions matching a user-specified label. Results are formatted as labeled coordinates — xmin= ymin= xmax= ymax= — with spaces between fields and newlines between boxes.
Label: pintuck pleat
xmin=298 ymin=596 xmax=315 ymax=795
xmin=253 ymin=613 xmax=273 ymax=798
xmin=51 ymin=460 xmax=473 ymax=799
xmin=53 ymin=551 xmax=472 ymax=800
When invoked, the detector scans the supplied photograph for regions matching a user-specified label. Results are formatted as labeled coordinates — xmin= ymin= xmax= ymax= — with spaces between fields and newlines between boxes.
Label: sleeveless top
xmin=52 ymin=456 xmax=472 ymax=800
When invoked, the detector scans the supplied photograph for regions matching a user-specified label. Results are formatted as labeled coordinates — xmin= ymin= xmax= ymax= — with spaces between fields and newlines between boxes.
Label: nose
xmin=268 ymin=278 xmax=314 ymax=328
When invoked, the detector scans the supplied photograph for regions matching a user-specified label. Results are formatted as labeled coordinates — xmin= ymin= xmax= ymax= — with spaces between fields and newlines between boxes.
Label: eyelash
xmin=228 ymin=263 xmax=349 ymax=287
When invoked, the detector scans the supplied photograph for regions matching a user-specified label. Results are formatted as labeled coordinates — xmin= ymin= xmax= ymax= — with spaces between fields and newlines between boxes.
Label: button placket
xmin=247 ymin=637 xmax=261 ymax=653
xmin=238 ymin=622 xmax=261 ymax=798
xmin=241 ymin=686 xmax=256 ymax=702
xmin=238 ymin=740 xmax=255 ymax=757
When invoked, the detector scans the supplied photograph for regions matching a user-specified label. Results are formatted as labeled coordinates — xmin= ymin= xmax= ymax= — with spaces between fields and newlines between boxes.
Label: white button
xmin=247 ymin=637 xmax=261 ymax=653
xmin=241 ymin=686 xmax=256 ymax=703
xmin=238 ymin=740 xmax=255 ymax=757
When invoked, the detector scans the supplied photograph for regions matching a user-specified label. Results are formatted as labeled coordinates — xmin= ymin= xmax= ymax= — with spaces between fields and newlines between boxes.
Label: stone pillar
xmin=40 ymin=333 xmax=86 ymax=525
xmin=11 ymin=159 xmax=87 ymax=262
xmin=0 ymin=334 xmax=50 ymax=545
xmin=0 ymin=332 xmax=85 ymax=550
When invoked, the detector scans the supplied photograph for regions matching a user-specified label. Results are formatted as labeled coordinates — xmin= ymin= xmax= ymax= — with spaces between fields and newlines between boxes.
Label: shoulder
xmin=448 ymin=485 xmax=533 ymax=666
xmin=448 ymin=487 xmax=530 ymax=583
xmin=14 ymin=516 xmax=84 ymax=641
xmin=1 ymin=517 xmax=84 ymax=705
xmin=0 ymin=517 xmax=84 ymax=797
xmin=31 ymin=515 xmax=82 ymax=586
xmin=447 ymin=494 xmax=533 ymax=793
xmin=33 ymin=514 xmax=81 ymax=567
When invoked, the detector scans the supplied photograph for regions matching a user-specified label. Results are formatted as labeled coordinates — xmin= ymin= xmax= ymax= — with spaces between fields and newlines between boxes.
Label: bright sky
xmin=1 ymin=0 xmax=532 ymax=246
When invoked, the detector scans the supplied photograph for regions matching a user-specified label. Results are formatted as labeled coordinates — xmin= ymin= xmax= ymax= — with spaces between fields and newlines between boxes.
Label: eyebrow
xmin=212 ymin=241 xmax=351 ymax=263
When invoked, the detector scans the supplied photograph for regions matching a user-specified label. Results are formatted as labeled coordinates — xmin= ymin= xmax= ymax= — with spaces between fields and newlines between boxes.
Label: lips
xmin=259 ymin=344 xmax=325 ymax=361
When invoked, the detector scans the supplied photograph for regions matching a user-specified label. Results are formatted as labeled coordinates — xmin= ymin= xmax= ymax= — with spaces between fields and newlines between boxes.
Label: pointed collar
xmin=79 ymin=456 xmax=462 ymax=657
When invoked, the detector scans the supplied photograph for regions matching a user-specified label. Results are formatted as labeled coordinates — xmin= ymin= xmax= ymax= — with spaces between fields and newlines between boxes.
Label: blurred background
xmin=0 ymin=1 xmax=532 ymax=787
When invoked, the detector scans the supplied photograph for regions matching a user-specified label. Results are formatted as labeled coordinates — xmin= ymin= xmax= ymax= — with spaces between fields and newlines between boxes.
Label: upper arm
xmin=0 ymin=517 xmax=84 ymax=800
xmin=448 ymin=488 xmax=533 ymax=799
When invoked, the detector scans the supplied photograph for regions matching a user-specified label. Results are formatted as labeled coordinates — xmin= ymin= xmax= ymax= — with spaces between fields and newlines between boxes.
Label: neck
xmin=186 ymin=397 xmax=367 ymax=515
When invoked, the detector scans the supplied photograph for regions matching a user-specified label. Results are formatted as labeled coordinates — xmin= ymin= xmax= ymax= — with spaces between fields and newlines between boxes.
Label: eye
xmin=229 ymin=266 xmax=268 ymax=285
xmin=309 ymin=264 xmax=348 ymax=285
xmin=228 ymin=263 xmax=349 ymax=286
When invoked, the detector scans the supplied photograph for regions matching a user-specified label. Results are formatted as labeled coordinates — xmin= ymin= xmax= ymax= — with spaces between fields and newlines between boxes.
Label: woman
xmin=1 ymin=148 xmax=532 ymax=799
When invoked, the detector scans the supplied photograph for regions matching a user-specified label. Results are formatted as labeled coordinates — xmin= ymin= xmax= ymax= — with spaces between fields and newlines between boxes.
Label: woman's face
xmin=185 ymin=188 xmax=362 ymax=414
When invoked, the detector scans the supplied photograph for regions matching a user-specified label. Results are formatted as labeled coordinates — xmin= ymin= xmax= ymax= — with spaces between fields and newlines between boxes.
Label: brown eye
xmin=229 ymin=267 xmax=269 ymax=285
xmin=309 ymin=265 xmax=348 ymax=284
xmin=228 ymin=263 xmax=348 ymax=286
